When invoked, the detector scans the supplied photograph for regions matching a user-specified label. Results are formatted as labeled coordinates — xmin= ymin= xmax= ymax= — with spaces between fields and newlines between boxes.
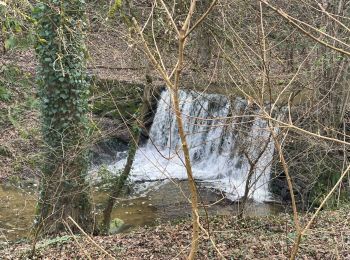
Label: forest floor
xmin=1 ymin=205 xmax=350 ymax=259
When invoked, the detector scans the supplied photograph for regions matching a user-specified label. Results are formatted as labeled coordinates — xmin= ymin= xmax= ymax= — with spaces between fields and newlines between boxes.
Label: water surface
xmin=0 ymin=181 xmax=284 ymax=244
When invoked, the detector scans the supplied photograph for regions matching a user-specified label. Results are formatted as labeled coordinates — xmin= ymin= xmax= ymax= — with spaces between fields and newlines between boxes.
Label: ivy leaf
xmin=60 ymin=93 xmax=68 ymax=99
xmin=4 ymin=36 xmax=16 ymax=50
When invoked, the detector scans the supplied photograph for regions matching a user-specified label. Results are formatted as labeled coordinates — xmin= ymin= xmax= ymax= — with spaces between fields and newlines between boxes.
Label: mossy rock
xmin=109 ymin=217 xmax=125 ymax=234
xmin=90 ymin=78 xmax=143 ymax=120
xmin=91 ymin=137 xmax=128 ymax=165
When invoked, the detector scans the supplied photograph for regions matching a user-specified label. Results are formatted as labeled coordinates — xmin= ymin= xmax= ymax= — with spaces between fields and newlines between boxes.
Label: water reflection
xmin=0 ymin=184 xmax=36 ymax=242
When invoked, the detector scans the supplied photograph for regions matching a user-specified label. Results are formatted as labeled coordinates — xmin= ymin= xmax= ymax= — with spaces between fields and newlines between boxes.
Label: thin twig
xmin=68 ymin=216 xmax=115 ymax=259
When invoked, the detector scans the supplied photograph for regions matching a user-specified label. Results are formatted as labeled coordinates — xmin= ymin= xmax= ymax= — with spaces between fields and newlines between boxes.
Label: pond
xmin=0 ymin=181 xmax=284 ymax=245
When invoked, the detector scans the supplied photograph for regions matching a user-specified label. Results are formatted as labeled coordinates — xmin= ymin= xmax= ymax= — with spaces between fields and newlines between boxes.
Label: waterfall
xmin=108 ymin=89 xmax=275 ymax=202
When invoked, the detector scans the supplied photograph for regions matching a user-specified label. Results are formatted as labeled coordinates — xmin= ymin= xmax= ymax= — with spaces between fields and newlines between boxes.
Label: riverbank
xmin=1 ymin=205 xmax=349 ymax=259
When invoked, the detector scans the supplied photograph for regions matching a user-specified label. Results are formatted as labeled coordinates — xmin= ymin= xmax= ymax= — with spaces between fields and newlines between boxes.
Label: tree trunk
xmin=174 ymin=30 xmax=200 ymax=260
xmin=101 ymin=76 xmax=153 ymax=233
xmin=196 ymin=0 xmax=212 ymax=68
xmin=34 ymin=0 xmax=93 ymax=235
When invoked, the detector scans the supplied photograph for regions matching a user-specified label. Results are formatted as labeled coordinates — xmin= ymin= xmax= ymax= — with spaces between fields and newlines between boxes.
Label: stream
xmin=0 ymin=181 xmax=284 ymax=244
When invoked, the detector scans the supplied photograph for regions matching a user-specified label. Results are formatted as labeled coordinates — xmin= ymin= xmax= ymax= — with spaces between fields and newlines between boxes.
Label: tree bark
xmin=101 ymin=76 xmax=153 ymax=233
xmin=34 ymin=0 xmax=94 ymax=235
xmin=174 ymin=29 xmax=200 ymax=260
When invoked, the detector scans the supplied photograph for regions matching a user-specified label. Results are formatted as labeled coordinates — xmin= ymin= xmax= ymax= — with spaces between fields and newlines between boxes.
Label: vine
xmin=32 ymin=0 xmax=93 ymax=234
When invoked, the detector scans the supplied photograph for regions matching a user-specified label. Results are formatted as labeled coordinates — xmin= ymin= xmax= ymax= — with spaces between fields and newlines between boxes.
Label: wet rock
xmin=91 ymin=137 xmax=128 ymax=165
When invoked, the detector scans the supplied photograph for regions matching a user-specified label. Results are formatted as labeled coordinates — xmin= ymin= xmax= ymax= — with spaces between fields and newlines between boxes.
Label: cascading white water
xmin=108 ymin=89 xmax=275 ymax=202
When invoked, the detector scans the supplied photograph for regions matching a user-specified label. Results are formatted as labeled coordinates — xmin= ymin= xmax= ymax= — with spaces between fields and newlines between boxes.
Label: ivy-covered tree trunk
xmin=33 ymin=0 xmax=94 ymax=235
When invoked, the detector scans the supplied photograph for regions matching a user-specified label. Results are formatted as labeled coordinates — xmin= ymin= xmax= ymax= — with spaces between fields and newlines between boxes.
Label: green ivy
xmin=33 ymin=0 xmax=89 ymax=153
xmin=32 ymin=0 xmax=93 ymax=233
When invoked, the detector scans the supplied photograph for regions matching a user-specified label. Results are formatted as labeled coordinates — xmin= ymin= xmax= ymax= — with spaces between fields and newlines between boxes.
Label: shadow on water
xmin=0 ymin=181 xmax=285 ymax=244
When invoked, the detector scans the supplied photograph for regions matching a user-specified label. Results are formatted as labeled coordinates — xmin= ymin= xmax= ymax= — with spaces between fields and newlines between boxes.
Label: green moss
xmin=309 ymin=164 xmax=350 ymax=208
xmin=109 ymin=218 xmax=124 ymax=234
xmin=91 ymin=78 xmax=143 ymax=120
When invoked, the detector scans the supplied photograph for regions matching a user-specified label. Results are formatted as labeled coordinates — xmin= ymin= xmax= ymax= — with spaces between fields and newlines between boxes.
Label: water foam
xmin=108 ymin=89 xmax=274 ymax=201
